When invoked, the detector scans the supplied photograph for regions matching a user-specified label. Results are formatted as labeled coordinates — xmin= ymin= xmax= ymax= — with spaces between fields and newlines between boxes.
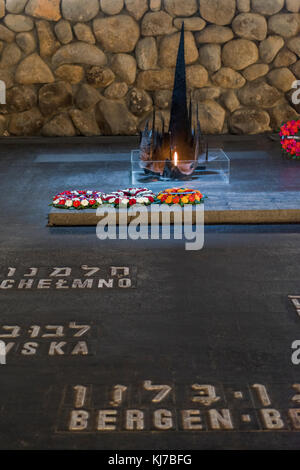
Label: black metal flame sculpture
xmin=140 ymin=23 xmax=207 ymax=180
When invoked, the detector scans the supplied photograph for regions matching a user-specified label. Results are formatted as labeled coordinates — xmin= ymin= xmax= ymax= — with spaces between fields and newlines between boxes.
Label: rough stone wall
xmin=0 ymin=0 xmax=300 ymax=137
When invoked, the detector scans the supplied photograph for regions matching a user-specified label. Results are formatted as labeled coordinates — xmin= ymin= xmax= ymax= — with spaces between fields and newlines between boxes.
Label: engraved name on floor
xmin=289 ymin=295 xmax=300 ymax=316
xmin=0 ymin=266 xmax=136 ymax=289
xmin=56 ymin=382 xmax=300 ymax=432
xmin=0 ymin=322 xmax=97 ymax=357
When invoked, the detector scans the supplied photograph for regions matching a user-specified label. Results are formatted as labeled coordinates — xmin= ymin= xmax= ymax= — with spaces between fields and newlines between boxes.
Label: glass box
xmin=131 ymin=148 xmax=230 ymax=188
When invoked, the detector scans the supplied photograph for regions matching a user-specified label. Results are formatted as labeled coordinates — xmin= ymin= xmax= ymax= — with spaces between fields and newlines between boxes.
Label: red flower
xmin=59 ymin=199 xmax=65 ymax=205
xmin=280 ymin=120 xmax=300 ymax=159
xmin=73 ymin=200 xmax=80 ymax=208
xmin=148 ymin=196 xmax=154 ymax=202
xmin=89 ymin=199 xmax=96 ymax=205
xmin=129 ymin=198 xmax=136 ymax=206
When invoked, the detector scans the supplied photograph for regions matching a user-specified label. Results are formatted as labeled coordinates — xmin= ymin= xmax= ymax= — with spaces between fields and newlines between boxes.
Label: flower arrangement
xmin=51 ymin=188 xmax=155 ymax=210
xmin=52 ymin=190 xmax=104 ymax=209
xmin=279 ymin=120 xmax=300 ymax=159
xmin=101 ymin=188 xmax=155 ymax=207
xmin=156 ymin=188 xmax=205 ymax=205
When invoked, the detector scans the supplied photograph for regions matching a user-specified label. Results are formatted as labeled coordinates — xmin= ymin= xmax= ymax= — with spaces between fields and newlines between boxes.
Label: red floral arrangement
xmin=51 ymin=190 xmax=103 ymax=209
xmin=279 ymin=120 xmax=300 ymax=159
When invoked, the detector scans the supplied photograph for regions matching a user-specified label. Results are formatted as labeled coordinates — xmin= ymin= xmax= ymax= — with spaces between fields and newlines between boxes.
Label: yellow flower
xmin=181 ymin=196 xmax=189 ymax=204
xmin=165 ymin=196 xmax=173 ymax=204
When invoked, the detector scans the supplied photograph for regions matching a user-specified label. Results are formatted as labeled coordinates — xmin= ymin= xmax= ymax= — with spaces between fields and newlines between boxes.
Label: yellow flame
xmin=174 ymin=151 xmax=178 ymax=167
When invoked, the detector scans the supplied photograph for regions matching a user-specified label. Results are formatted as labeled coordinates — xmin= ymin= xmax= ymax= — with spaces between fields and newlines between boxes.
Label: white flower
xmin=53 ymin=199 xmax=60 ymax=205
xmin=120 ymin=198 xmax=129 ymax=206
xmin=108 ymin=198 xmax=116 ymax=204
xmin=96 ymin=198 xmax=102 ymax=205
xmin=81 ymin=199 xmax=89 ymax=207
xmin=136 ymin=197 xmax=146 ymax=204
xmin=86 ymin=191 xmax=93 ymax=195
xmin=65 ymin=199 xmax=73 ymax=207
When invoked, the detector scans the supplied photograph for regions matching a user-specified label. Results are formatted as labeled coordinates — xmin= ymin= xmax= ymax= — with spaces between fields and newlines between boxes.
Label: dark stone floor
xmin=0 ymin=136 xmax=300 ymax=449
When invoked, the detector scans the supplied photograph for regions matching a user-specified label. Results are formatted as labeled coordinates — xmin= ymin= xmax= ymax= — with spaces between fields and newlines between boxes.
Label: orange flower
xmin=158 ymin=188 xmax=205 ymax=204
